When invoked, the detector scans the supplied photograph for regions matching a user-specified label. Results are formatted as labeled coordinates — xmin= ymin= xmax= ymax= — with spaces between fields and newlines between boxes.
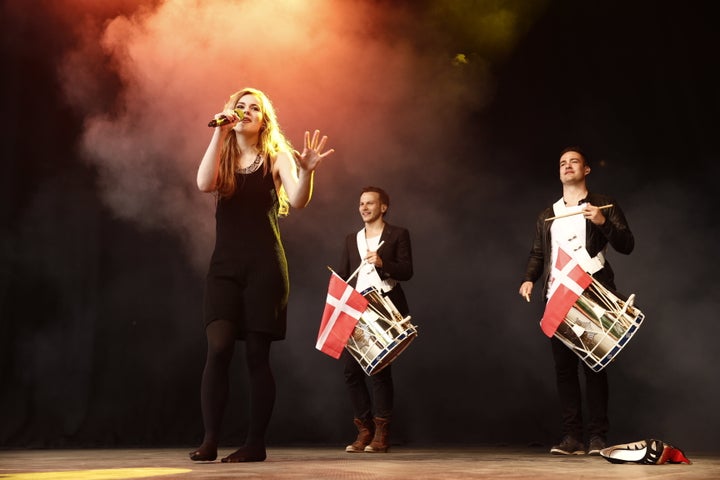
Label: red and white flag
xmin=316 ymin=272 xmax=369 ymax=359
xmin=540 ymin=246 xmax=593 ymax=337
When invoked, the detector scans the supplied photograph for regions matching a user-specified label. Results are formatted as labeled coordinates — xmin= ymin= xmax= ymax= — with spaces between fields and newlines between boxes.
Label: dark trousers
xmin=342 ymin=285 xmax=408 ymax=422
xmin=343 ymin=351 xmax=393 ymax=421
xmin=551 ymin=337 xmax=609 ymax=440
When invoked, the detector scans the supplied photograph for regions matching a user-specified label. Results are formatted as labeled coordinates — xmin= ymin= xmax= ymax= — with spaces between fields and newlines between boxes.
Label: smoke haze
xmin=55 ymin=0 xmax=541 ymax=272
xmin=2 ymin=0 xmax=718 ymax=451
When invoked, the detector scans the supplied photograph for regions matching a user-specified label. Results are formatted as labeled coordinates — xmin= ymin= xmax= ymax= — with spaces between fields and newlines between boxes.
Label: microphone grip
xmin=208 ymin=109 xmax=244 ymax=127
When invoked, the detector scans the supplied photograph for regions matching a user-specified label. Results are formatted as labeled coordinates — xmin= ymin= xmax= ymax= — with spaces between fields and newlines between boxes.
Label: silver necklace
xmin=237 ymin=153 xmax=262 ymax=174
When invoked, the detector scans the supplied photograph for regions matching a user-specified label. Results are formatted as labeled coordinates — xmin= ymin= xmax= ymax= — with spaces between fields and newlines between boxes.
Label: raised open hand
xmin=294 ymin=130 xmax=334 ymax=172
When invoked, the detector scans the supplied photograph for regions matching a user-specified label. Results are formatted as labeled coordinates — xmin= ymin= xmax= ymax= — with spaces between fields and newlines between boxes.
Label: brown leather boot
xmin=364 ymin=417 xmax=390 ymax=452
xmin=345 ymin=418 xmax=374 ymax=452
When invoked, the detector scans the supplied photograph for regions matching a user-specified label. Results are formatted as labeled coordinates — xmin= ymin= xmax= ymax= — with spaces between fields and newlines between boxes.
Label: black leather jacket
xmin=522 ymin=192 xmax=634 ymax=297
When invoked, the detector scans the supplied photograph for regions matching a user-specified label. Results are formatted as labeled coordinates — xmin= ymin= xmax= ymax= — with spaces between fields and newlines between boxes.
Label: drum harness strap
xmin=355 ymin=229 xmax=397 ymax=294
xmin=552 ymin=199 xmax=606 ymax=275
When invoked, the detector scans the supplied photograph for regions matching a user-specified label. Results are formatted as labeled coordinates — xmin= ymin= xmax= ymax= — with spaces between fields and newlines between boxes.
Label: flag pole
xmin=346 ymin=260 xmax=367 ymax=284
xmin=345 ymin=240 xmax=385 ymax=283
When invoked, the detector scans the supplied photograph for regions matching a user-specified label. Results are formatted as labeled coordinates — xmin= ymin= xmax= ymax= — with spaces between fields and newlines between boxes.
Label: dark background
xmin=2 ymin=0 xmax=718 ymax=452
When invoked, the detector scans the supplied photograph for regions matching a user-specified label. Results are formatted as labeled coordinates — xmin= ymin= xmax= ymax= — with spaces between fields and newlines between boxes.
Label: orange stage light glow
xmin=50 ymin=0 xmax=544 ymax=269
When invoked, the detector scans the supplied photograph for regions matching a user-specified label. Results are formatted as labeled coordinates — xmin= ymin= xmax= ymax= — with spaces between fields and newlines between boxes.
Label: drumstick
xmin=346 ymin=240 xmax=385 ymax=283
xmin=545 ymin=204 xmax=613 ymax=221
xmin=523 ymin=293 xmax=530 ymax=303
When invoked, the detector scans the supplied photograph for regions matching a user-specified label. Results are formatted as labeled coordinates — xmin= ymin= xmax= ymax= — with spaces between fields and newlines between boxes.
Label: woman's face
xmin=233 ymin=93 xmax=264 ymax=134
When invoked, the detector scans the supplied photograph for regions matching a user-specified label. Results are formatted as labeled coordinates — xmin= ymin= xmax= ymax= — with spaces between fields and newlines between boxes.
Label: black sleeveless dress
xmin=203 ymin=167 xmax=289 ymax=340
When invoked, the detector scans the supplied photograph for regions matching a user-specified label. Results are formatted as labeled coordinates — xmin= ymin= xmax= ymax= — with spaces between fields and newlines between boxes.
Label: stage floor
xmin=0 ymin=446 xmax=716 ymax=479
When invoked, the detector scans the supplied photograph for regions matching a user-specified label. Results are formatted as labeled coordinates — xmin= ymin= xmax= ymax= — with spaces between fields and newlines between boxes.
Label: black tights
xmin=198 ymin=320 xmax=275 ymax=453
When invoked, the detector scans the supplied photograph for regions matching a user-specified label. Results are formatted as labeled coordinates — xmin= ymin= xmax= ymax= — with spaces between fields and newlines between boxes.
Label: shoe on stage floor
xmin=600 ymin=439 xmax=691 ymax=464
xmin=550 ymin=435 xmax=585 ymax=455
xmin=363 ymin=417 xmax=390 ymax=453
xmin=346 ymin=417 xmax=374 ymax=453
xmin=587 ymin=436 xmax=606 ymax=456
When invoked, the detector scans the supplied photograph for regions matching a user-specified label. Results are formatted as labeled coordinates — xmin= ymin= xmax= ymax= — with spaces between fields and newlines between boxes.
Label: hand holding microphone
xmin=208 ymin=108 xmax=244 ymax=127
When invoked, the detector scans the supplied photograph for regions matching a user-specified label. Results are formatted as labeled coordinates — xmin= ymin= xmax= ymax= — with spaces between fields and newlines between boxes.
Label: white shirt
xmin=354 ymin=229 xmax=397 ymax=294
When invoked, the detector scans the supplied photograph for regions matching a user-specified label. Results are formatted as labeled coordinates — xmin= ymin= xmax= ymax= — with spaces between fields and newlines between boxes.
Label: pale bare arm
xmin=274 ymin=151 xmax=313 ymax=208
xmin=196 ymin=128 xmax=225 ymax=192
xmin=197 ymin=109 xmax=241 ymax=192
xmin=274 ymin=130 xmax=334 ymax=209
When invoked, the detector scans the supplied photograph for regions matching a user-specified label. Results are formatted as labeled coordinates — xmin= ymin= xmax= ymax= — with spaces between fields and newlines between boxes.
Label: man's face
xmin=559 ymin=151 xmax=590 ymax=184
xmin=358 ymin=192 xmax=387 ymax=223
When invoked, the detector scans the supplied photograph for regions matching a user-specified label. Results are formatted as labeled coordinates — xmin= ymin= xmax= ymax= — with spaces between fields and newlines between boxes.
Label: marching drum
xmin=345 ymin=286 xmax=418 ymax=375
xmin=554 ymin=279 xmax=645 ymax=372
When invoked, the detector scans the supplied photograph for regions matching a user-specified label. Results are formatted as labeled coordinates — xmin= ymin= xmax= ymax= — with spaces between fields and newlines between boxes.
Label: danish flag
xmin=316 ymin=272 xmax=369 ymax=358
xmin=540 ymin=246 xmax=593 ymax=337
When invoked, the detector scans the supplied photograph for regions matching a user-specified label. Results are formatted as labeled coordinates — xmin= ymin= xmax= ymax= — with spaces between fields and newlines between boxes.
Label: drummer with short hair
xmin=336 ymin=186 xmax=413 ymax=454
xmin=519 ymin=146 xmax=635 ymax=456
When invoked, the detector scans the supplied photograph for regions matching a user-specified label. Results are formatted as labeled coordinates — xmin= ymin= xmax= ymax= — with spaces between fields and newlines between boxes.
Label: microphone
xmin=208 ymin=109 xmax=244 ymax=127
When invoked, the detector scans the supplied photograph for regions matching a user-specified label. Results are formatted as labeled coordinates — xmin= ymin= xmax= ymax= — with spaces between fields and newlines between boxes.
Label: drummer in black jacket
xmin=336 ymin=186 xmax=413 ymax=454
xmin=519 ymin=146 xmax=634 ymax=456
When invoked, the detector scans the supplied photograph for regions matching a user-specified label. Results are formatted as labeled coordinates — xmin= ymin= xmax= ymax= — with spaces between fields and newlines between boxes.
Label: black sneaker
xmin=550 ymin=435 xmax=585 ymax=455
xmin=588 ymin=436 xmax=606 ymax=455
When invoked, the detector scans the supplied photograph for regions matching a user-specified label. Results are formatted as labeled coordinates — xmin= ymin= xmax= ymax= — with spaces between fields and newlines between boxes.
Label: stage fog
xmin=1 ymin=0 xmax=718 ymax=452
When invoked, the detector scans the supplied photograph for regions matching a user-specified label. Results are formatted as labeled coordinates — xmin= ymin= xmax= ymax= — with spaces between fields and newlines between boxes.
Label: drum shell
xmin=554 ymin=280 xmax=644 ymax=372
xmin=345 ymin=287 xmax=417 ymax=375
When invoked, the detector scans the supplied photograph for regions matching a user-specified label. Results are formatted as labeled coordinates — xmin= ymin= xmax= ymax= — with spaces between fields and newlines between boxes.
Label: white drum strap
xmin=355 ymin=229 xmax=396 ymax=293
xmin=551 ymin=199 xmax=605 ymax=275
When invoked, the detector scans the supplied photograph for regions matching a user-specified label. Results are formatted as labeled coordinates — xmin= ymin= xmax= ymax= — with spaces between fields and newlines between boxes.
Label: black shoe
xmin=550 ymin=435 xmax=585 ymax=455
xmin=588 ymin=436 xmax=605 ymax=455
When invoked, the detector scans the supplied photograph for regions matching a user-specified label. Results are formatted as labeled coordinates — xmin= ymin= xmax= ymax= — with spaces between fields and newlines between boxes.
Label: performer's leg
xmin=584 ymin=363 xmax=609 ymax=440
xmin=343 ymin=351 xmax=375 ymax=452
xmin=365 ymin=365 xmax=393 ymax=453
xmin=190 ymin=319 xmax=237 ymax=461
xmin=551 ymin=337 xmax=583 ymax=441
xmin=371 ymin=364 xmax=393 ymax=420
xmin=343 ymin=350 xmax=372 ymax=421
xmin=222 ymin=332 xmax=273 ymax=463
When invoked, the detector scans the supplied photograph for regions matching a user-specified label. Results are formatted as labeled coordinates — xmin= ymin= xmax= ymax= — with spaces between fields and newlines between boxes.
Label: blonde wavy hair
xmin=215 ymin=88 xmax=294 ymax=216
